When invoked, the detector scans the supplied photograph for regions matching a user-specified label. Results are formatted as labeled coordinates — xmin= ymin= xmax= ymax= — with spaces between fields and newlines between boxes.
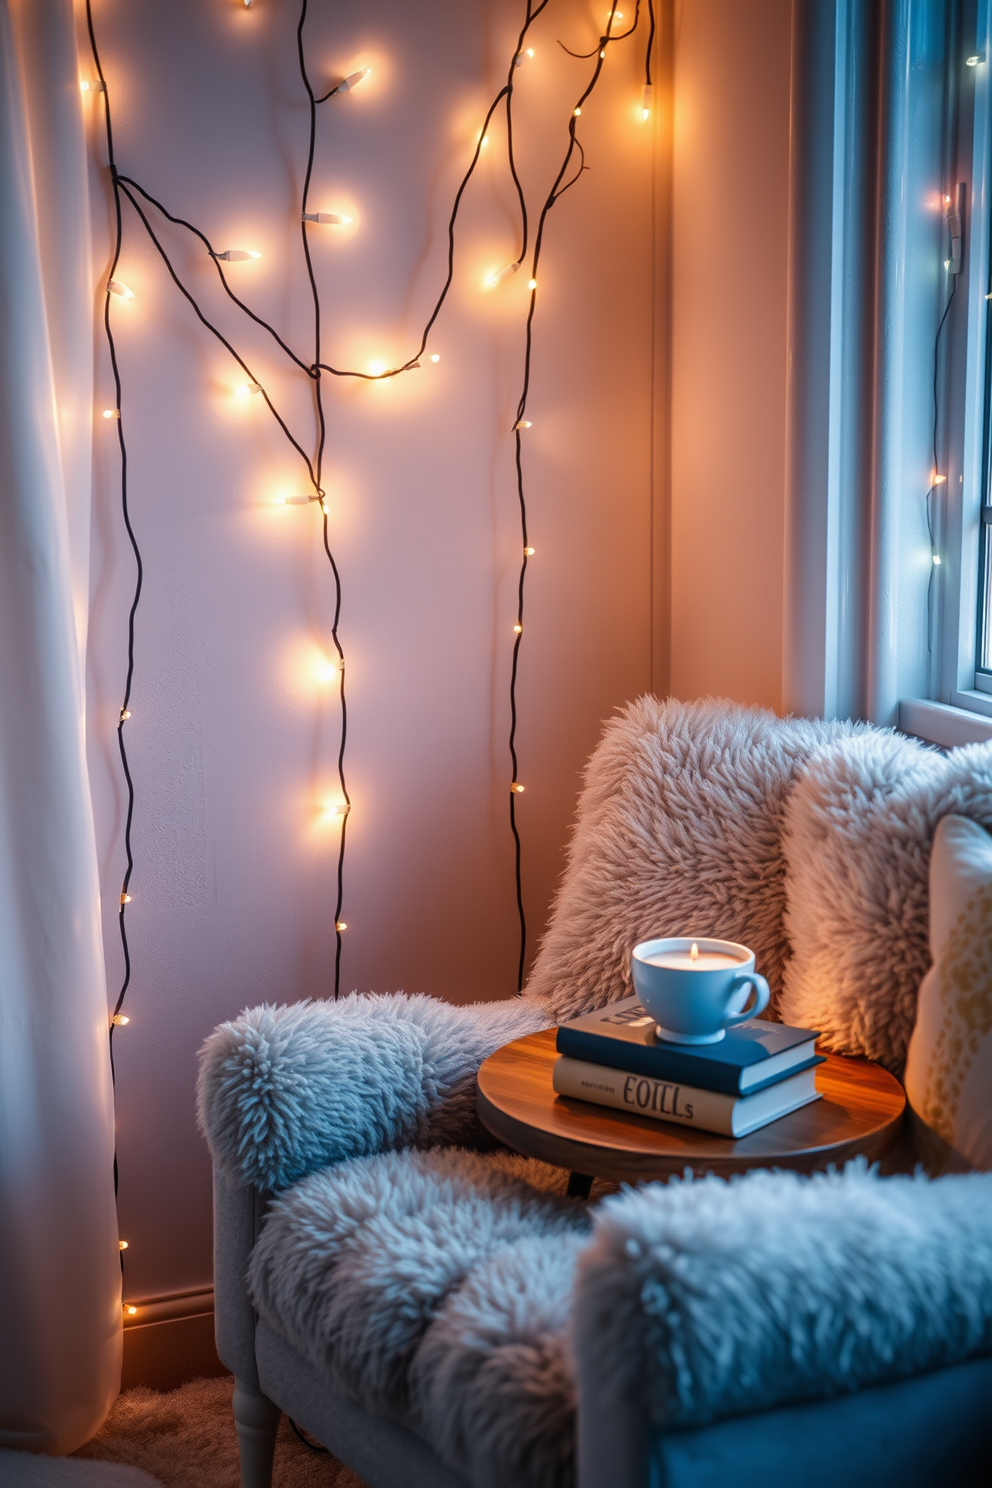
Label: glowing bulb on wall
xmin=273 ymin=492 xmax=312 ymax=506
xmin=124 ymin=1305 xmax=138 ymax=1317
xmin=511 ymin=782 xmax=525 ymax=793
xmin=119 ymin=1240 xmax=129 ymax=1250
xmin=429 ymin=353 xmax=440 ymax=363
xmin=103 ymin=409 xmax=120 ymax=419
xmin=335 ymin=920 xmax=348 ymax=932
xmin=933 ymin=472 xmax=947 ymax=485
xmin=641 ymin=84 xmax=653 ymax=120
xmin=513 ymin=623 xmax=523 ymax=634
xmin=966 ymin=54 xmax=986 ymax=66
xmin=236 ymin=381 xmax=262 ymax=398
xmin=325 ymin=803 xmax=350 ymax=818
xmin=514 ymin=419 xmax=532 ymax=430
xmin=112 ymin=1014 xmax=130 ymax=1026
xmin=319 ymin=659 xmax=340 ymax=682
xmin=79 ymin=79 xmax=106 ymax=93
xmin=932 ymin=553 xmax=942 ymax=565
xmin=524 ymin=546 xmax=535 ymax=556
xmin=120 ymin=892 xmax=131 ymax=905
xmin=120 ymin=709 xmax=131 ymax=720
xmin=368 ymin=359 xmax=388 ymax=377
xmin=480 ymin=135 xmax=490 ymax=148
xmin=328 ymin=67 xmax=371 ymax=97
xmin=212 ymin=249 xmax=262 ymax=262
xmin=303 ymin=211 xmax=353 ymax=226
xmin=484 ymin=261 xmax=519 ymax=289
xmin=107 ymin=280 xmax=134 ymax=300
xmin=515 ymin=48 xmax=535 ymax=66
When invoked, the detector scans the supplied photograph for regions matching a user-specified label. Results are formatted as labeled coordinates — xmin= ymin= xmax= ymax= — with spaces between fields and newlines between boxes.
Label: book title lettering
xmin=623 ymin=1074 xmax=694 ymax=1120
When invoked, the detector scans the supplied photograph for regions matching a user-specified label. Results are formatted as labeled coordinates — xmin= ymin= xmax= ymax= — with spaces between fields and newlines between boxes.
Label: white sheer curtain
xmin=0 ymin=0 xmax=120 ymax=1455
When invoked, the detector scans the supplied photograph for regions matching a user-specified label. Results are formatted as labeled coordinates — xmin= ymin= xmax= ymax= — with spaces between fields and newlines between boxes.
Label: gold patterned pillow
xmin=904 ymin=815 xmax=992 ymax=1171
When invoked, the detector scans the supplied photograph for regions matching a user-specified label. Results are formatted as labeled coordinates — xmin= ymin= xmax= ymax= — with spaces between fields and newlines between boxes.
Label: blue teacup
xmin=631 ymin=936 xmax=770 ymax=1045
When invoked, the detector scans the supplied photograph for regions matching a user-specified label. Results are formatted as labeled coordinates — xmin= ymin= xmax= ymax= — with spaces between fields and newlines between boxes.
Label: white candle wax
xmin=643 ymin=950 xmax=742 ymax=971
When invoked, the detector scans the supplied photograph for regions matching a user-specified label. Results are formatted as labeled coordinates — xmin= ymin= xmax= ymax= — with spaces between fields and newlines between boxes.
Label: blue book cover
xmin=555 ymin=994 xmax=822 ymax=1096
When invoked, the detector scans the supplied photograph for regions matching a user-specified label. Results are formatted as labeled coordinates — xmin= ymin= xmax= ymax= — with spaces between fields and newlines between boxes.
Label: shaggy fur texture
xmin=781 ymin=731 xmax=992 ymax=1066
xmin=572 ymin=1162 xmax=992 ymax=1431
xmin=524 ymin=695 xmax=858 ymax=1020
xmin=249 ymin=1149 xmax=588 ymax=1488
xmin=198 ymin=993 xmax=551 ymax=1190
xmin=71 ymin=1376 xmax=363 ymax=1488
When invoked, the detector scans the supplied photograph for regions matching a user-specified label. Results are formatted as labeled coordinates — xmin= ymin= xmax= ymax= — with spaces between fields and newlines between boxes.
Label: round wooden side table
xmin=476 ymin=1027 xmax=905 ymax=1196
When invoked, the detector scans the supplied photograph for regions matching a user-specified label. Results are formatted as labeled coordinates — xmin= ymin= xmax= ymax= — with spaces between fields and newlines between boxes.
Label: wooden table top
xmin=476 ymin=1028 xmax=906 ymax=1183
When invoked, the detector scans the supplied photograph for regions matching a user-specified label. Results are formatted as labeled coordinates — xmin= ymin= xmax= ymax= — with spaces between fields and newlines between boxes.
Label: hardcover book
xmin=555 ymin=994 xmax=822 ymax=1096
xmin=551 ymin=1056 xmax=822 ymax=1137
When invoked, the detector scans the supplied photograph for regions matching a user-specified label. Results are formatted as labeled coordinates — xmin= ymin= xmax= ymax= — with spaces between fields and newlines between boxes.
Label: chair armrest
xmin=198 ymin=992 xmax=552 ymax=1191
xmin=213 ymin=1174 xmax=266 ymax=1388
xmin=572 ymin=1164 xmax=992 ymax=1442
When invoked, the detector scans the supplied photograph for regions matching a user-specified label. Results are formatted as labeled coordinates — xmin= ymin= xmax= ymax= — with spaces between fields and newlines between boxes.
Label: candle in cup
xmin=642 ymin=941 xmax=744 ymax=971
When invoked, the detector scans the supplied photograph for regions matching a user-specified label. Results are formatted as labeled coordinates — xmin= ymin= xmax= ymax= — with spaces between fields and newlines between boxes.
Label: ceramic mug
xmin=630 ymin=936 xmax=770 ymax=1044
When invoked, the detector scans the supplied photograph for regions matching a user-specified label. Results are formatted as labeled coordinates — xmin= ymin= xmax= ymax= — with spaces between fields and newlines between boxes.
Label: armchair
xmin=199 ymin=699 xmax=992 ymax=1488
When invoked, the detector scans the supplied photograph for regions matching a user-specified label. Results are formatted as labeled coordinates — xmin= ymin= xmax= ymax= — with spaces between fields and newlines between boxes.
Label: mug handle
xmin=723 ymin=971 xmax=770 ymax=1028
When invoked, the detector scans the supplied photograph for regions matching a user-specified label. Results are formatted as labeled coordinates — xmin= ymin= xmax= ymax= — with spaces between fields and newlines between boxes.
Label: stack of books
xmin=553 ymin=995 xmax=825 ymax=1138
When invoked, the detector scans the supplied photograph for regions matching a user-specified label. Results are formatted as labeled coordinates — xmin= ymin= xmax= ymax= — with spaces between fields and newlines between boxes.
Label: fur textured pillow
xmin=250 ymin=1147 xmax=586 ymax=1488
xmin=524 ymin=695 xmax=857 ymax=1021
xmin=572 ymin=1162 xmax=992 ymax=1430
xmin=197 ymin=992 xmax=552 ymax=1190
xmin=780 ymin=732 xmax=992 ymax=1067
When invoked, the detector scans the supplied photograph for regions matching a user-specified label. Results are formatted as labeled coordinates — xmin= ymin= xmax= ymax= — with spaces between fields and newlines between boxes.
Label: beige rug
xmin=72 ymin=1376 xmax=367 ymax=1488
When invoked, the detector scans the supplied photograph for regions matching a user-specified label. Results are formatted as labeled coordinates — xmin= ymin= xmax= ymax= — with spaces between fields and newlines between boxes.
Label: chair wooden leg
xmin=233 ymin=1378 xmax=281 ymax=1488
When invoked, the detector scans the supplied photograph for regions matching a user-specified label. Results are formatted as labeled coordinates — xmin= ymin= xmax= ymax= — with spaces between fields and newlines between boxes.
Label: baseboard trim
xmin=123 ymin=1285 xmax=214 ymax=1328
xmin=121 ymin=1288 xmax=227 ymax=1392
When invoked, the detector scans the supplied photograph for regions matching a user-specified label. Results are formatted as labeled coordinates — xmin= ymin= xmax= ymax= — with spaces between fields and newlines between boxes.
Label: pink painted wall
xmin=83 ymin=0 xmax=659 ymax=1300
xmin=669 ymin=0 xmax=792 ymax=711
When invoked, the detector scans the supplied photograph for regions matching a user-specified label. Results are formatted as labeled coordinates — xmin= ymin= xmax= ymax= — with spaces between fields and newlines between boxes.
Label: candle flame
xmin=690 ymin=942 xmax=699 ymax=962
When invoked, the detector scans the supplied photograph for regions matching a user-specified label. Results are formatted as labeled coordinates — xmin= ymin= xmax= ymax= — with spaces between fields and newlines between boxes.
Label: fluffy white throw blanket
xmin=246 ymin=1154 xmax=992 ymax=1488
xmin=523 ymin=695 xmax=858 ymax=1020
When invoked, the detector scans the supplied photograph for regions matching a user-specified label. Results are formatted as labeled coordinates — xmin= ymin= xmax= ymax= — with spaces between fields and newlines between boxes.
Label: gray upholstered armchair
xmin=199 ymin=700 xmax=992 ymax=1488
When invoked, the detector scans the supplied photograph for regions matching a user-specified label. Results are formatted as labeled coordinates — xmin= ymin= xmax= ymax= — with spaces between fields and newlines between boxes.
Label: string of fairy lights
xmin=83 ymin=0 xmax=654 ymax=1281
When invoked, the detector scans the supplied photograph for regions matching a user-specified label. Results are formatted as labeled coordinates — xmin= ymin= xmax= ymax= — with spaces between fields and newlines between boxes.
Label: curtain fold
xmin=0 ymin=0 xmax=120 ymax=1456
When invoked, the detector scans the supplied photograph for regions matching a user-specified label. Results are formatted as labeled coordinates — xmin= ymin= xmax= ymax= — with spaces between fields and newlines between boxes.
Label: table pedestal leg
xmin=567 ymin=1171 xmax=593 ymax=1199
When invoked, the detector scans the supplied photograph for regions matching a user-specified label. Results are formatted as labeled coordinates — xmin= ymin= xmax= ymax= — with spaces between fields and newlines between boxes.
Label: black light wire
xmin=506 ymin=0 xmax=645 ymax=989
xmin=927 ymin=241 xmax=959 ymax=652
xmin=84 ymin=1 xmax=648 ymax=1118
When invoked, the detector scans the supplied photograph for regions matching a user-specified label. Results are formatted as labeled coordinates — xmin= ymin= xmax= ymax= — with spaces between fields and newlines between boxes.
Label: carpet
xmin=71 ymin=1376 xmax=367 ymax=1488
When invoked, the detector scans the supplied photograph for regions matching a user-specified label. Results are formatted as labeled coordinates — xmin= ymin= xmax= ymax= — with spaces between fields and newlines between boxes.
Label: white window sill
xmin=899 ymin=698 xmax=992 ymax=748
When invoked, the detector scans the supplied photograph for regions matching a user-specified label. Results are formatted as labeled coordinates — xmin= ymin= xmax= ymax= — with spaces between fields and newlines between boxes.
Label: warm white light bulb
xmin=103 ymin=409 xmax=120 ymax=419
xmin=120 ymin=709 xmax=131 ymax=721
xmin=513 ymin=623 xmax=523 ymax=634
xmin=526 ymin=47 xmax=535 ymax=57
xmin=933 ymin=472 xmax=947 ymax=485
xmin=573 ymin=107 xmax=582 ymax=117
xmin=641 ymin=83 xmax=653 ymax=120
xmin=600 ymin=49 xmax=606 ymax=58
xmin=326 ymin=803 xmax=350 ymax=818
xmin=303 ymin=211 xmax=353 ymax=226
xmin=966 ymin=54 xmax=985 ymax=66
xmin=484 ymin=261 xmax=519 ymax=290
xmin=481 ymin=135 xmax=490 ymax=148
xmin=320 ymin=659 xmax=339 ymax=681
xmin=511 ymin=782 xmax=525 ymax=793
xmin=524 ymin=546 xmax=535 ymax=556
xmin=125 ymin=1305 xmax=138 ymax=1316
xmin=120 ymin=892 xmax=131 ymax=905
xmin=336 ymin=920 xmax=348 ymax=932
xmin=429 ymin=353 xmax=440 ymax=363
xmin=80 ymin=79 xmax=106 ymax=93
xmin=331 ymin=66 xmax=371 ymax=96
xmin=514 ymin=419 xmax=532 ymax=430
xmin=107 ymin=279 xmax=134 ymax=300
xmin=368 ymin=360 xmax=388 ymax=377
xmin=113 ymin=1014 xmax=130 ymax=1026
xmin=119 ymin=1240 xmax=129 ymax=1250
xmin=214 ymin=249 xmax=262 ymax=262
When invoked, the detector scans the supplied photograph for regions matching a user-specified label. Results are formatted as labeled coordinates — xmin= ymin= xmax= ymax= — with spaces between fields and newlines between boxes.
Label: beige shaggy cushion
xmin=904 ymin=815 xmax=992 ymax=1172
xmin=780 ymin=732 xmax=992 ymax=1068
xmin=524 ymin=696 xmax=856 ymax=1023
